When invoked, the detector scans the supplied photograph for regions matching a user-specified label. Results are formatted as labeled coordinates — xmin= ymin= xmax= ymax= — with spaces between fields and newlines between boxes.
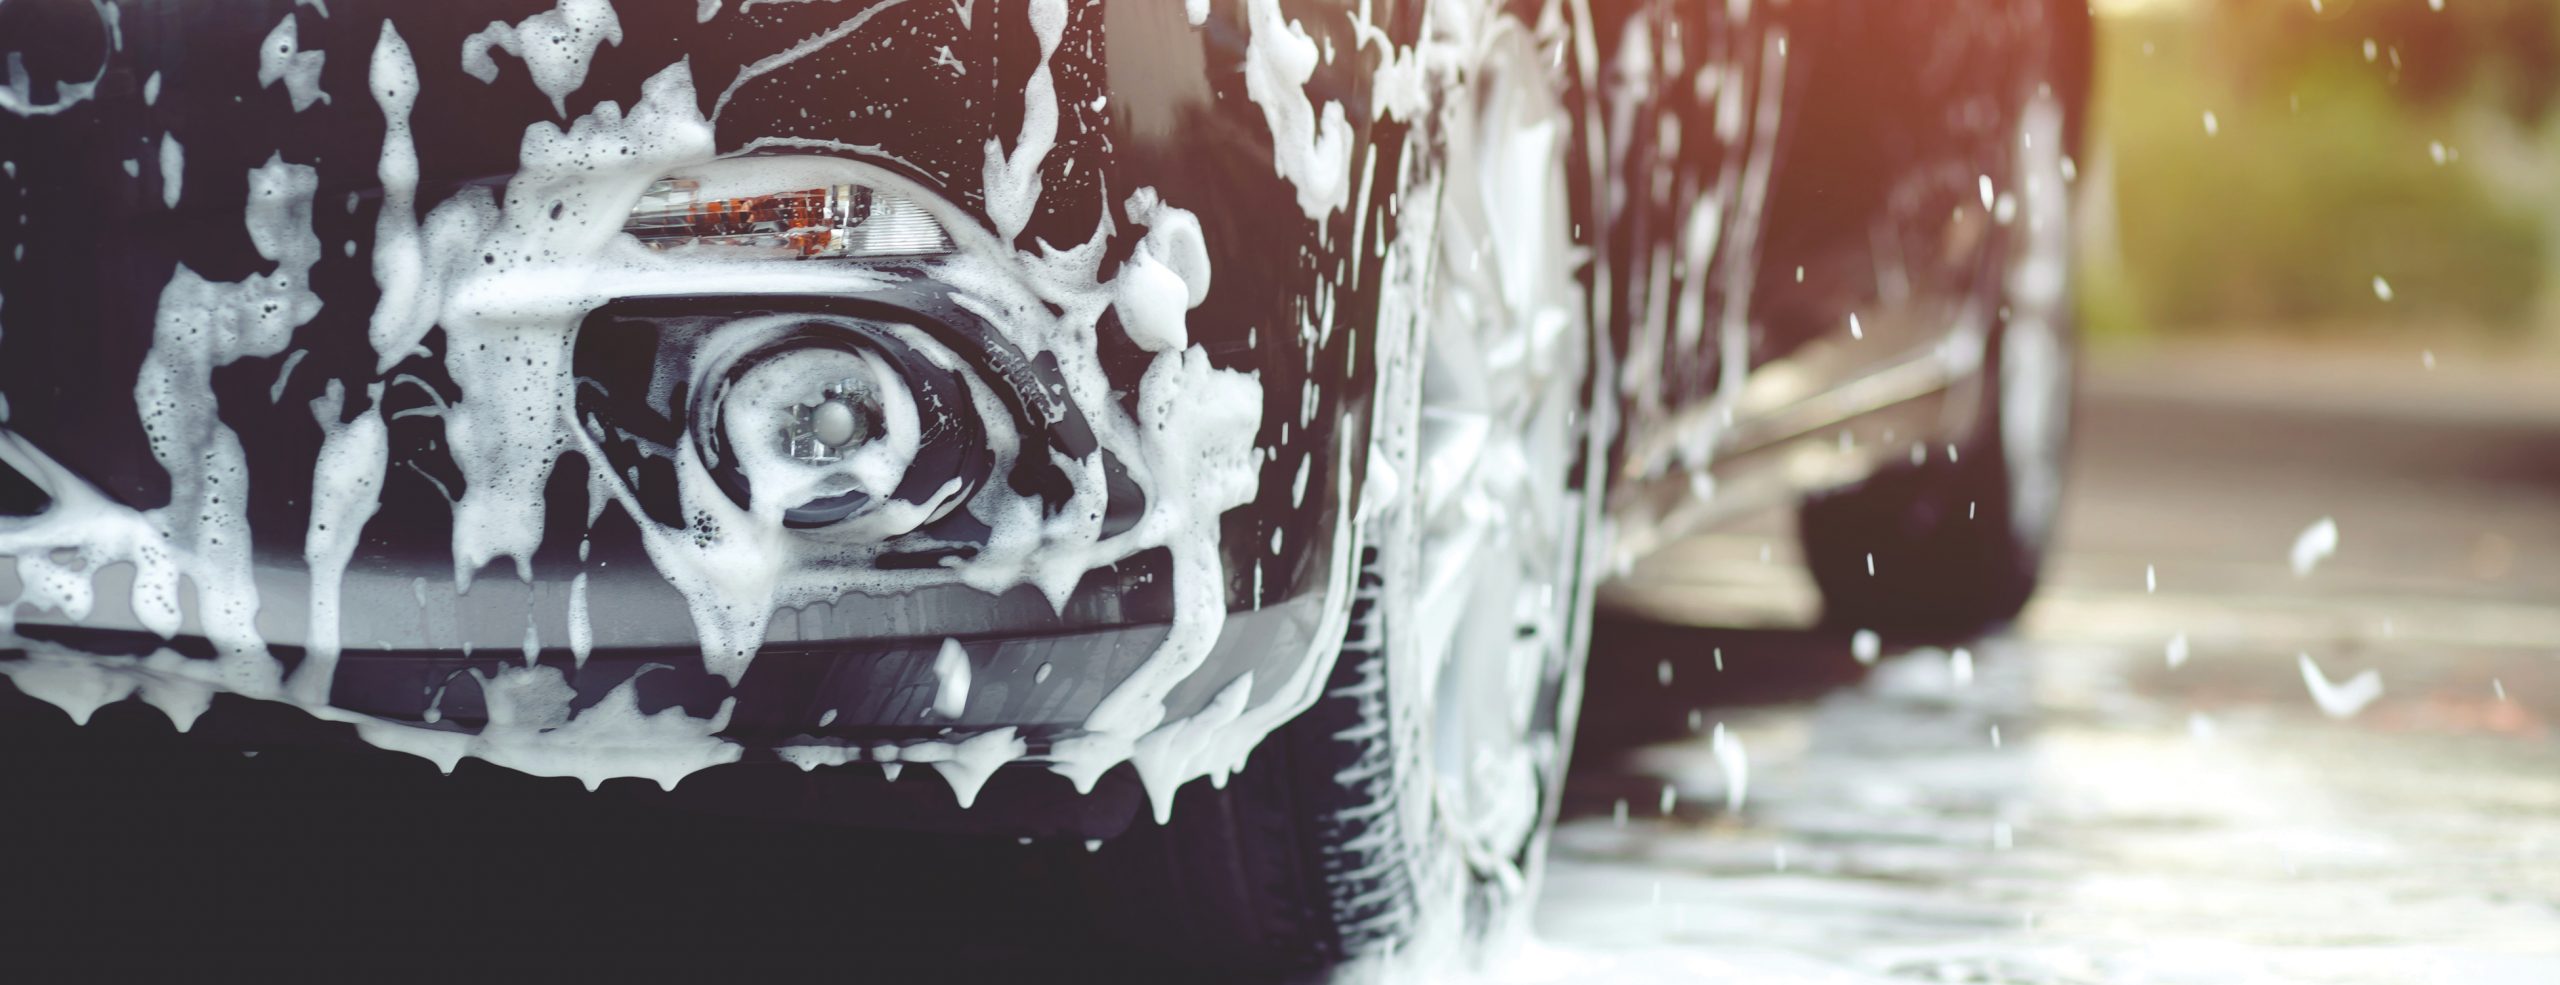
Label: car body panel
xmin=0 ymin=0 xmax=2088 ymax=818
xmin=1593 ymin=0 xmax=2087 ymax=559
xmin=0 ymin=0 xmax=1416 ymax=793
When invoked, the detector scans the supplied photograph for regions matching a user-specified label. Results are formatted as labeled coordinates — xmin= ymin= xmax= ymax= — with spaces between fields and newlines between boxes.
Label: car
xmin=0 ymin=0 xmax=2087 ymax=973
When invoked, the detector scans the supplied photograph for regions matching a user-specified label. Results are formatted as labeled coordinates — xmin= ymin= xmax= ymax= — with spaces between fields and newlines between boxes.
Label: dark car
xmin=0 ymin=0 xmax=2087 ymax=972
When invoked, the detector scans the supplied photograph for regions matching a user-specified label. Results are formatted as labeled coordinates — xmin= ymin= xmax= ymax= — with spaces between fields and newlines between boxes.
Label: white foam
xmin=930 ymin=637 xmax=971 ymax=718
xmin=438 ymin=61 xmax=714 ymax=591
xmin=460 ymin=0 xmax=624 ymax=117
xmin=0 ymin=3 xmax=108 ymax=116
xmin=1851 ymin=628 xmax=1880 ymax=665
xmin=2289 ymin=516 xmax=2338 ymax=577
xmin=710 ymin=0 xmax=917 ymax=121
xmin=1125 ymin=671 xmax=1253 ymax=821
xmin=0 ymin=2 xmax=1381 ymax=812
xmin=367 ymin=24 xmax=445 ymax=371
xmin=1110 ymin=188 xmax=1210 ymax=353
xmin=566 ymin=572 xmax=593 ymax=667
xmin=1072 ymin=349 xmax=1263 ymax=745
xmin=2298 ymin=651 xmax=2382 ymax=719
xmin=358 ymin=665 xmax=740 ymax=791
xmin=128 ymin=154 xmax=324 ymax=694
xmin=0 ymin=647 xmax=215 ymax=731
xmin=257 ymin=14 xmax=330 ymax=112
xmin=981 ymin=0 xmax=1065 ymax=243
xmin=776 ymin=743 xmax=861 ymax=772
xmin=1709 ymin=721 xmax=1748 ymax=813
xmin=158 ymin=133 xmax=183 ymax=208
xmin=286 ymin=381 xmax=389 ymax=706
xmin=1242 ymin=0 xmax=1355 ymax=219
xmin=924 ymin=727 xmax=1024 ymax=808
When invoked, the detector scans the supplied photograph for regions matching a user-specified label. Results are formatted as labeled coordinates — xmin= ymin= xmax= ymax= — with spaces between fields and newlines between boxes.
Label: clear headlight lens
xmin=714 ymin=344 xmax=912 ymax=528
xmin=625 ymin=180 xmax=952 ymax=260
xmin=781 ymin=373 xmax=886 ymax=465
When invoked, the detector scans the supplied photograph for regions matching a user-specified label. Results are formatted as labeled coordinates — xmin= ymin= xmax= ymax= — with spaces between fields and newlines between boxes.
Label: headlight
xmin=692 ymin=321 xmax=990 ymax=533
xmin=719 ymin=345 xmax=907 ymax=527
xmin=625 ymin=179 xmax=952 ymax=260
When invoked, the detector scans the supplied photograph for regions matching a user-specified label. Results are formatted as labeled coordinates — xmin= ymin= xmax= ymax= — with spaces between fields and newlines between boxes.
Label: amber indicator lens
xmin=625 ymin=180 xmax=952 ymax=259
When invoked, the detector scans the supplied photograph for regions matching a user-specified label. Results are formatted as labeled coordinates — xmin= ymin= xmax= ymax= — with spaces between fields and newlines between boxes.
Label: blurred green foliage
xmin=2093 ymin=0 xmax=2560 ymax=338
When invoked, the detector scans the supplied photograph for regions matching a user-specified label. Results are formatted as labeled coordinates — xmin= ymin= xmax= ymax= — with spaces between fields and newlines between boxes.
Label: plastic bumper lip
xmin=4 ymin=585 xmax=1331 ymax=750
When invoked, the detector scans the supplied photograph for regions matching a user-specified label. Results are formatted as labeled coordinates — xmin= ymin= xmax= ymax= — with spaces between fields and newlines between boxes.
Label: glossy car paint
xmin=0 ymin=0 xmax=2087 ymax=831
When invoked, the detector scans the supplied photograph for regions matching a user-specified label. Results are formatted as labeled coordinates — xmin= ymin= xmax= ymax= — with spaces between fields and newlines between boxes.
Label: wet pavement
xmin=4 ymin=343 xmax=2558 ymax=982
xmin=1529 ymin=341 xmax=2560 ymax=982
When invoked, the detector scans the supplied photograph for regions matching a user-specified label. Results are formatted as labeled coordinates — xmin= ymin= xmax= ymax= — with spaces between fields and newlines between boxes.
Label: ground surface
xmin=3 ymin=341 xmax=2557 ymax=982
xmin=1539 ymin=340 xmax=2560 ymax=983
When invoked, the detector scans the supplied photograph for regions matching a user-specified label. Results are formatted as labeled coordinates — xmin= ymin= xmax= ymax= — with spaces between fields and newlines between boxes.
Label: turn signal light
xmin=625 ymin=180 xmax=952 ymax=260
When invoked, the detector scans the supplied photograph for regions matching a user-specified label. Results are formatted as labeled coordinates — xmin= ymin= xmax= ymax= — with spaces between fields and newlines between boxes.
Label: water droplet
xmin=2290 ymin=516 xmax=2340 ymax=576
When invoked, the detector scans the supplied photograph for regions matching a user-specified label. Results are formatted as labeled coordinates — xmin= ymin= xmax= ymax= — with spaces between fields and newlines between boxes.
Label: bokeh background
xmin=2085 ymin=0 xmax=2560 ymax=351
xmin=1536 ymin=4 xmax=2560 ymax=980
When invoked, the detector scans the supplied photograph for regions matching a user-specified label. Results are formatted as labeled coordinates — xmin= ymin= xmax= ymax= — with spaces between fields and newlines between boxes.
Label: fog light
xmin=694 ymin=322 xmax=989 ymax=533
xmin=787 ymin=379 xmax=885 ymax=462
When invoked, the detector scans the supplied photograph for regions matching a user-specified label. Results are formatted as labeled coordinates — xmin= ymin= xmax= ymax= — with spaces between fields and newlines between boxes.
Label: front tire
xmin=1086 ymin=13 xmax=1603 ymax=974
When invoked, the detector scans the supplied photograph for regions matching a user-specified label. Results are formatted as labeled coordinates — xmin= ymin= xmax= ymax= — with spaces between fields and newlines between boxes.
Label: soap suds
xmin=3 ymin=0 xmax=1381 ymax=816
xmin=158 ymin=133 xmax=183 ymax=209
xmin=355 ymin=665 xmax=740 ymax=791
xmin=567 ymin=573 xmax=593 ymax=667
xmin=258 ymin=14 xmax=331 ymax=111
xmin=460 ymin=0 xmax=625 ymax=117
xmin=2299 ymin=651 xmax=2382 ymax=719
xmin=287 ymin=381 xmax=389 ymax=706
xmin=2289 ymin=516 xmax=2339 ymax=577
xmin=981 ymin=0 xmax=1065 ymax=243
xmin=0 ymin=646 xmax=216 ymax=732
xmin=1241 ymin=0 xmax=1355 ymax=219
xmin=1110 ymin=188 xmax=1211 ymax=353
xmin=128 ymin=154 xmax=325 ymax=694
xmin=711 ymin=0 xmax=918 ymax=122
xmin=0 ymin=0 xmax=113 ymax=117
xmin=930 ymin=637 xmax=971 ymax=718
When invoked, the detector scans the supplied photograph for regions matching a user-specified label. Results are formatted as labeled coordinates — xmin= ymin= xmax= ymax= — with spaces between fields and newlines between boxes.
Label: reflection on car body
xmin=0 ymin=0 xmax=2087 ymax=971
